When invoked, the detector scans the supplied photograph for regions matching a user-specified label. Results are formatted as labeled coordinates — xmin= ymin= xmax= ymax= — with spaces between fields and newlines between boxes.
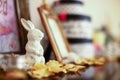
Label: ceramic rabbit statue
xmin=21 ymin=18 xmax=45 ymax=64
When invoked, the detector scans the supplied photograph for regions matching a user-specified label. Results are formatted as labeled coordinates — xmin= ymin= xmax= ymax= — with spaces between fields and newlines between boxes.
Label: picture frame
xmin=0 ymin=0 xmax=30 ymax=54
xmin=38 ymin=4 xmax=72 ymax=62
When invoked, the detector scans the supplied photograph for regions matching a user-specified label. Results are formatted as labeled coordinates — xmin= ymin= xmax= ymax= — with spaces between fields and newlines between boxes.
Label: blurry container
xmin=93 ymin=30 xmax=106 ymax=57
xmin=53 ymin=0 xmax=95 ymax=59
xmin=59 ymin=14 xmax=94 ymax=59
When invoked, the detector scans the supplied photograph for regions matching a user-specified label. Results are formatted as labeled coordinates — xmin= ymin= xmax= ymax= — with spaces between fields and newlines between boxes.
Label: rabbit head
xmin=27 ymin=29 xmax=44 ymax=40
xmin=21 ymin=18 xmax=44 ymax=40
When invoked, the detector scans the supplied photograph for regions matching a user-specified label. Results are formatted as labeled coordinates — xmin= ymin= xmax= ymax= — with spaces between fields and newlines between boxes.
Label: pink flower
xmin=0 ymin=23 xmax=11 ymax=35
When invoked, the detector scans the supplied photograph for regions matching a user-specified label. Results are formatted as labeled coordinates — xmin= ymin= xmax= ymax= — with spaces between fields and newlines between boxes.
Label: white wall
xmin=29 ymin=0 xmax=55 ymax=31
xmin=29 ymin=0 xmax=120 ymax=40
xmin=83 ymin=0 xmax=120 ymax=40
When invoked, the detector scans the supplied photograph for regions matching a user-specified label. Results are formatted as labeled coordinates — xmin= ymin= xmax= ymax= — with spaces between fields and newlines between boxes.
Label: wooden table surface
xmin=0 ymin=60 xmax=120 ymax=80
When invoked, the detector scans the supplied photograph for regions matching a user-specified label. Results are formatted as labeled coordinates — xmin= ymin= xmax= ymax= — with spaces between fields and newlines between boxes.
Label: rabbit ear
xmin=21 ymin=18 xmax=34 ymax=31
xmin=27 ymin=20 xmax=35 ymax=29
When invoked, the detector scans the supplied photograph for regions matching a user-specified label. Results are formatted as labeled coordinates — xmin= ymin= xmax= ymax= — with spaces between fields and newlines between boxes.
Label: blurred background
xmin=29 ymin=0 xmax=120 ymax=59
xmin=28 ymin=0 xmax=120 ymax=79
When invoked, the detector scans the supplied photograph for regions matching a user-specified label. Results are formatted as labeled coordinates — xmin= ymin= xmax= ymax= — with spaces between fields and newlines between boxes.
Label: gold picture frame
xmin=38 ymin=4 xmax=72 ymax=62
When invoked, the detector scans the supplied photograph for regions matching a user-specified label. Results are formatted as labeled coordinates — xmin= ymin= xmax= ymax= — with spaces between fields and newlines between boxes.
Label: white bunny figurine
xmin=21 ymin=18 xmax=45 ymax=64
